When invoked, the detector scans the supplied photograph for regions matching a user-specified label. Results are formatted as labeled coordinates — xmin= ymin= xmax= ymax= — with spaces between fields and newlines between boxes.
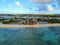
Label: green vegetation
xmin=0 ymin=14 xmax=60 ymax=24
xmin=2 ymin=18 xmax=17 ymax=24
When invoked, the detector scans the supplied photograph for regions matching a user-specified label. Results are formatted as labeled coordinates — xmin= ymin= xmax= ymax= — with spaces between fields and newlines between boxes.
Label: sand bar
xmin=0 ymin=24 xmax=60 ymax=28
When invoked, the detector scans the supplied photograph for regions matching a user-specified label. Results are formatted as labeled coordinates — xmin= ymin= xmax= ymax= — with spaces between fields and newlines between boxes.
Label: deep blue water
xmin=0 ymin=26 xmax=60 ymax=45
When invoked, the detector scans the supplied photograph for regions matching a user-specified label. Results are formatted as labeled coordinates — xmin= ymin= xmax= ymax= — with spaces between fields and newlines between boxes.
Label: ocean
xmin=0 ymin=26 xmax=60 ymax=45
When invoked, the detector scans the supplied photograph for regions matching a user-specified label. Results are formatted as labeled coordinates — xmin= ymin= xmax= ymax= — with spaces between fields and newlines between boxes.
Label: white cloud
xmin=15 ymin=1 xmax=20 ymax=6
xmin=30 ymin=0 xmax=53 ymax=4
xmin=15 ymin=1 xmax=30 ymax=10
xmin=47 ymin=5 xmax=55 ymax=11
xmin=15 ymin=1 xmax=26 ymax=8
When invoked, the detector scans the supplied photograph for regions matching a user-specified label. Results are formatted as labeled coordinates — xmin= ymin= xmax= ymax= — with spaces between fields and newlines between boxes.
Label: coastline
xmin=0 ymin=23 xmax=60 ymax=28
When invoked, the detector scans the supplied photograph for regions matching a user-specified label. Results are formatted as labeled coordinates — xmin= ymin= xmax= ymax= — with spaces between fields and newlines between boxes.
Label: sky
xmin=0 ymin=0 xmax=60 ymax=14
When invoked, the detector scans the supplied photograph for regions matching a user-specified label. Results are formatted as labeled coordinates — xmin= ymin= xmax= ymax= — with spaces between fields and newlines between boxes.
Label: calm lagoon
xmin=0 ymin=26 xmax=60 ymax=45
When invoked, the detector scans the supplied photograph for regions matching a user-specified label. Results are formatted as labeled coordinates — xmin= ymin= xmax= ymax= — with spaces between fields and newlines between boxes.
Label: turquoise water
xmin=0 ymin=26 xmax=60 ymax=45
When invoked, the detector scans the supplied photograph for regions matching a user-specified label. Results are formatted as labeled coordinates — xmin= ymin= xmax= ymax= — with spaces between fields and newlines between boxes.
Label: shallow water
xmin=0 ymin=26 xmax=60 ymax=45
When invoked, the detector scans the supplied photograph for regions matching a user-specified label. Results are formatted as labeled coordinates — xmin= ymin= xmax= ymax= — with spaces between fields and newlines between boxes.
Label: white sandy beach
xmin=0 ymin=23 xmax=60 ymax=28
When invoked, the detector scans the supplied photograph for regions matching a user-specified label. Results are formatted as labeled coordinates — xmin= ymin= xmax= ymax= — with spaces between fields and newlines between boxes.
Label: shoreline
xmin=0 ymin=24 xmax=60 ymax=28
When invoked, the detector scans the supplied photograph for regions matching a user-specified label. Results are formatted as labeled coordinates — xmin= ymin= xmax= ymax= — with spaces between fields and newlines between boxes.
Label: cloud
xmin=57 ymin=0 xmax=60 ymax=7
xmin=30 ymin=0 xmax=53 ymax=4
xmin=47 ymin=5 xmax=55 ymax=11
xmin=15 ymin=1 xmax=20 ymax=6
xmin=15 ymin=1 xmax=26 ymax=8
xmin=15 ymin=1 xmax=32 ymax=11
xmin=39 ymin=5 xmax=47 ymax=10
